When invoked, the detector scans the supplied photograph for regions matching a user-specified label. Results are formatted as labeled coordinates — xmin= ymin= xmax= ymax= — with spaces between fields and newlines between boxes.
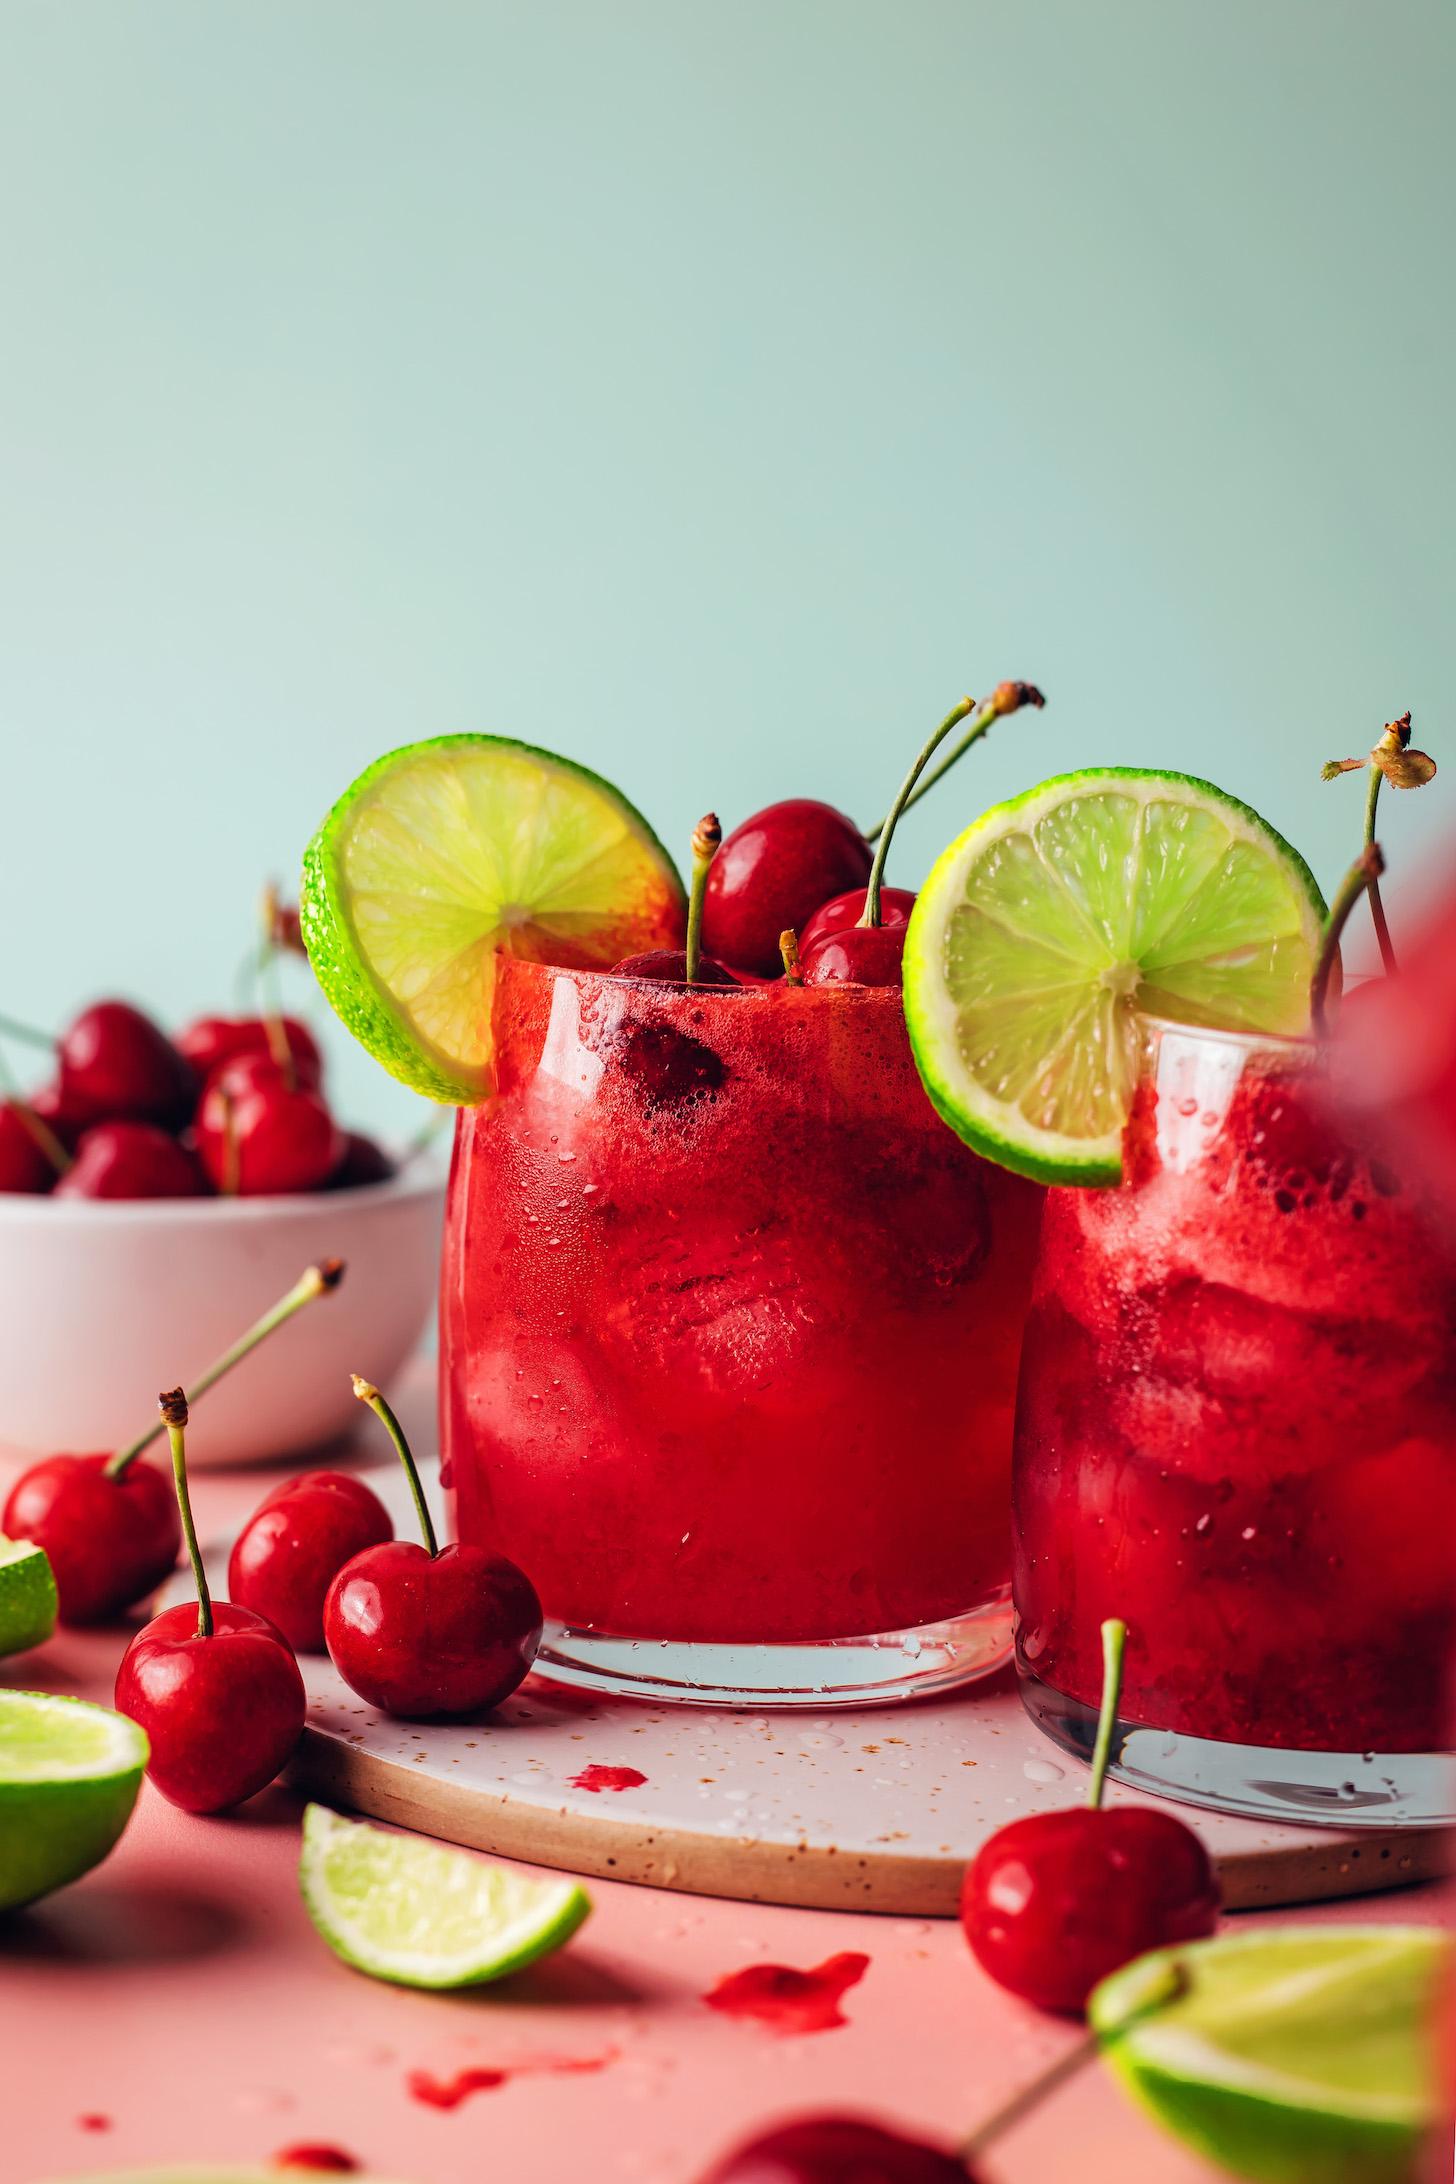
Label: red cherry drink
xmin=1014 ymin=1017 xmax=1456 ymax=1822
xmin=442 ymin=955 xmax=1042 ymax=1703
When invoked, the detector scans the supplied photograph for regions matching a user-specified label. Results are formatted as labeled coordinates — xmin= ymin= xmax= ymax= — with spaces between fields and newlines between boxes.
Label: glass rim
xmin=1138 ymin=1008 xmax=1318 ymax=1059
xmin=496 ymin=952 xmax=906 ymax=1006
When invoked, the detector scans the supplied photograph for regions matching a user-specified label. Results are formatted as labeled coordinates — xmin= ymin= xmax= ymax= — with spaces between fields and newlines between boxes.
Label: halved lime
xmin=904 ymin=768 xmax=1326 ymax=1184
xmin=1091 ymin=1926 xmax=1450 ymax=2184
xmin=299 ymin=1802 xmax=591 ymax=1989
xmin=0 ymin=1535 xmax=58 ymax=1657
xmin=0 ymin=1689 xmax=147 ymax=1909
xmin=300 ymin=735 xmax=686 ymax=1100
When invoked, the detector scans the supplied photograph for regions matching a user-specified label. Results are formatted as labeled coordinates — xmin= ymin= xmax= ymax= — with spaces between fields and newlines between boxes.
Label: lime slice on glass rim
xmin=0 ymin=1689 xmax=147 ymax=1909
xmin=300 ymin=735 xmax=686 ymax=1101
xmin=1091 ymin=1926 xmax=1450 ymax=2184
xmin=903 ymin=768 xmax=1326 ymax=1184
xmin=299 ymin=1803 xmax=591 ymax=1989
xmin=0 ymin=1535 xmax=58 ymax=1657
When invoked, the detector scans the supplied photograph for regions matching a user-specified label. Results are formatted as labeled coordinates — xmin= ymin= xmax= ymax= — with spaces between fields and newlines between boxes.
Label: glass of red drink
xmin=441 ymin=955 xmax=1042 ymax=1705
xmin=1014 ymin=1016 xmax=1456 ymax=1824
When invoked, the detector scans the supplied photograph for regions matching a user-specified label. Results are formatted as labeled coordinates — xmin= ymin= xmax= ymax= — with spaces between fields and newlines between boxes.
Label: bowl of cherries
xmin=0 ymin=997 xmax=444 ymax=1467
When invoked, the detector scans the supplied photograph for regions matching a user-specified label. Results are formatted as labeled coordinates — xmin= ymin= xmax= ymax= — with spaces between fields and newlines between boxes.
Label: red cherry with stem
xmin=324 ymin=1378 xmax=542 ymax=1719
xmin=2 ymin=1261 xmax=344 ymax=1623
xmin=177 ymin=1015 xmax=323 ymax=1091
xmin=115 ymin=1389 xmax=305 ymax=1811
xmin=614 ymin=816 xmax=741 ymax=987
xmin=195 ymin=1053 xmax=342 ymax=1195
xmin=230 ymin=1471 xmax=393 ymax=1652
xmin=323 ymin=1131 xmax=397 ymax=1189
xmin=701 ymin=801 xmax=872 ymax=977
xmin=961 ymin=1620 xmax=1219 ymax=2013
xmin=803 ymin=694 xmax=982 ymax=989
xmin=55 ymin=1121 xmax=207 ymax=1200
xmin=57 ymin=1000 xmax=196 ymax=1129
xmin=699 ymin=1949 xmax=1188 ymax=2182
xmin=798 ymin=885 xmax=917 ymax=960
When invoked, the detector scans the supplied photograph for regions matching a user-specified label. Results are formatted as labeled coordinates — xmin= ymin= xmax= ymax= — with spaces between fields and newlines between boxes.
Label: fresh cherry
xmin=324 ymin=1378 xmax=542 ymax=1718
xmin=195 ymin=1052 xmax=342 ymax=1195
xmin=325 ymin=1131 xmax=397 ymax=1189
xmin=961 ymin=1620 xmax=1219 ymax=2012
xmin=115 ymin=1389 xmax=305 ymax=1811
xmin=1 ymin=1261 xmax=344 ymax=1623
xmin=55 ymin=1121 xmax=207 ymax=1200
xmin=57 ymin=1000 xmax=196 ymax=1129
xmin=230 ymin=1470 xmax=393 ymax=1652
xmin=701 ymin=801 xmax=872 ymax=978
xmin=801 ymin=924 xmax=907 ymax=987
xmin=3 ymin=1452 xmax=180 ymax=1625
xmin=177 ymin=1014 xmax=323 ymax=1090
xmin=699 ymin=2118 xmax=972 ymax=2183
xmin=27 ymin=1080 xmax=87 ymax=1155
xmin=0 ymin=1102 xmax=56 ymax=1194
xmin=797 ymin=886 xmax=917 ymax=960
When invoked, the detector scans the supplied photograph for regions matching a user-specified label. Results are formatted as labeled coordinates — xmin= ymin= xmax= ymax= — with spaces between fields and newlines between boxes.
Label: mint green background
xmin=2 ymin=3 xmax=1450 ymax=1130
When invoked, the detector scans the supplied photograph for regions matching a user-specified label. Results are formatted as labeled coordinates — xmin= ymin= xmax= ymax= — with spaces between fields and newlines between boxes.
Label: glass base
xmin=1018 ymin=1656 xmax=1456 ymax=1829
xmin=533 ymin=1588 xmax=1013 ymax=1709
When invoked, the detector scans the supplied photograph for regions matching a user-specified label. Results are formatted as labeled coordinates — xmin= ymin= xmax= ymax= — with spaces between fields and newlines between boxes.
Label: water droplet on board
xmin=1023 ymin=1757 xmax=1065 ymax=1785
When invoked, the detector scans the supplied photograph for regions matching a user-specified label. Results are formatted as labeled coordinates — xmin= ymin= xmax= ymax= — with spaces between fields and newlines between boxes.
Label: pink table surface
xmin=3 ymin=1365 xmax=1450 ymax=2184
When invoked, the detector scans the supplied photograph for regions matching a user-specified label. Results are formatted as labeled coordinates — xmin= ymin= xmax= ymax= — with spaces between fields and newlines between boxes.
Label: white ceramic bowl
xmin=0 ymin=1159 xmax=446 ymax=1468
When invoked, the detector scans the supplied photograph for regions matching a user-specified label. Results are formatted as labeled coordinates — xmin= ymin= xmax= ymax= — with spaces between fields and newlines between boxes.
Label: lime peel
xmin=0 ymin=1535 xmax=59 ymax=1657
xmin=0 ymin=1689 xmax=147 ymax=1909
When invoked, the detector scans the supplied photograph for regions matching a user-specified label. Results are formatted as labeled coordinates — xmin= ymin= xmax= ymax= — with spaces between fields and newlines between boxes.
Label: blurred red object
xmin=1331 ymin=880 xmax=1456 ymax=1224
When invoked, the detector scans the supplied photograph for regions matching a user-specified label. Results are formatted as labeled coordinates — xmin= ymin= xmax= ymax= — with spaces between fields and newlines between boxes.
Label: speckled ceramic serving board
xmin=191 ymin=1465 xmax=1450 ymax=1917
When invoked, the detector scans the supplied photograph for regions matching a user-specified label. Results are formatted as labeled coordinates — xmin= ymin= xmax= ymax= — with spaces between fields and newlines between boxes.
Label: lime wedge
xmin=0 ymin=1535 xmax=58 ymax=1656
xmin=0 ymin=1689 xmax=148 ymax=1909
xmin=903 ymin=768 xmax=1326 ymax=1184
xmin=1091 ymin=1926 xmax=1450 ymax=2184
xmin=299 ymin=1802 xmax=591 ymax=1988
xmin=301 ymin=735 xmax=686 ymax=1100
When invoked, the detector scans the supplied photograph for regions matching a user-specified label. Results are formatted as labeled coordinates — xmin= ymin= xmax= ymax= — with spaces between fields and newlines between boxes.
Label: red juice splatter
xmin=407 ymin=2053 xmax=616 ymax=2111
xmin=273 ymin=2146 xmax=360 ymax=2174
xmin=703 ymin=1952 xmax=870 ymax=2034
xmin=570 ymin=1763 xmax=647 ymax=1792
xmin=77 ymin=2116 xmax=112 ymax=2133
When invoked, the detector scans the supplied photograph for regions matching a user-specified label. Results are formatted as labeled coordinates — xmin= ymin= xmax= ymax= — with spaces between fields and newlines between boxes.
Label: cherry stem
xmin=862 ymin=682 xmax=1046 ymax=847
xmin=105 ymin=1261 xmax=345 ymax=1478
xmin=0 ymin=1047 xmax=71 ymax=1175
xmin=1311 ymin=847 xmax=1384 ymax=1038
xmin=0 ymin=1008 xmax=57 ymax=1053
xmin=685 ymin=814 xmax=721 ymax=986
xmin=161 ymin=1389 xmax=212 ymax=1640
xmin=1362 ymin=767 xmax=1398 ymax=976
xmin=258 ymin=883 xmax=297 ymax=1088
xmin=858 ymin=696 xmax=976 ymax=928
xmin=779 ymin=929 xmax=803 ymax=985
xmin=353 ymin=1375 xmax=436 ymax=1555
xmin=956 ymin=1957 xmax=1187 ymax=2165
xmin=1086 ymin=1615 xmax=1126 ymax=1811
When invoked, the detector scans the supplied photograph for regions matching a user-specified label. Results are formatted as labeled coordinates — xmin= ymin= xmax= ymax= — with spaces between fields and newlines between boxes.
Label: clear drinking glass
xmin=1014 ymin=1017 xmax=1456 ymax=1825
xmin=441 ymin=955 xmax=1043 ymax=1706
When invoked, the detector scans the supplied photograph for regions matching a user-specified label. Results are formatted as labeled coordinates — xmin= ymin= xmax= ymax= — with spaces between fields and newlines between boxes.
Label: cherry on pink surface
xmin=703 ymin=1953 xmax=870 ymax=2035
xmin=229 ymin=1472 xmax=394 ymax=1653
xmin=55 ymin=1121 xmax=207 ymax=1200
xmin=195 ymin=1052 xmax=342 ymax=1195
xmin=699 ymin=2116 xmax=971 ymax=2183
xmin=2 ymin=1453 xmax=180 ymax=1623
xmin=701 ymin=802 xmax=872 ymax=977
xmin=797 ymin=885 xmax=916 ymax=960
xmin=57 ymin=1000 xmax=196 ymax=1129
xmin=570 ymin=1764 xmax=647 ymax=1793
xmin=115 ymin=1598 xmax=305 ymax=1812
